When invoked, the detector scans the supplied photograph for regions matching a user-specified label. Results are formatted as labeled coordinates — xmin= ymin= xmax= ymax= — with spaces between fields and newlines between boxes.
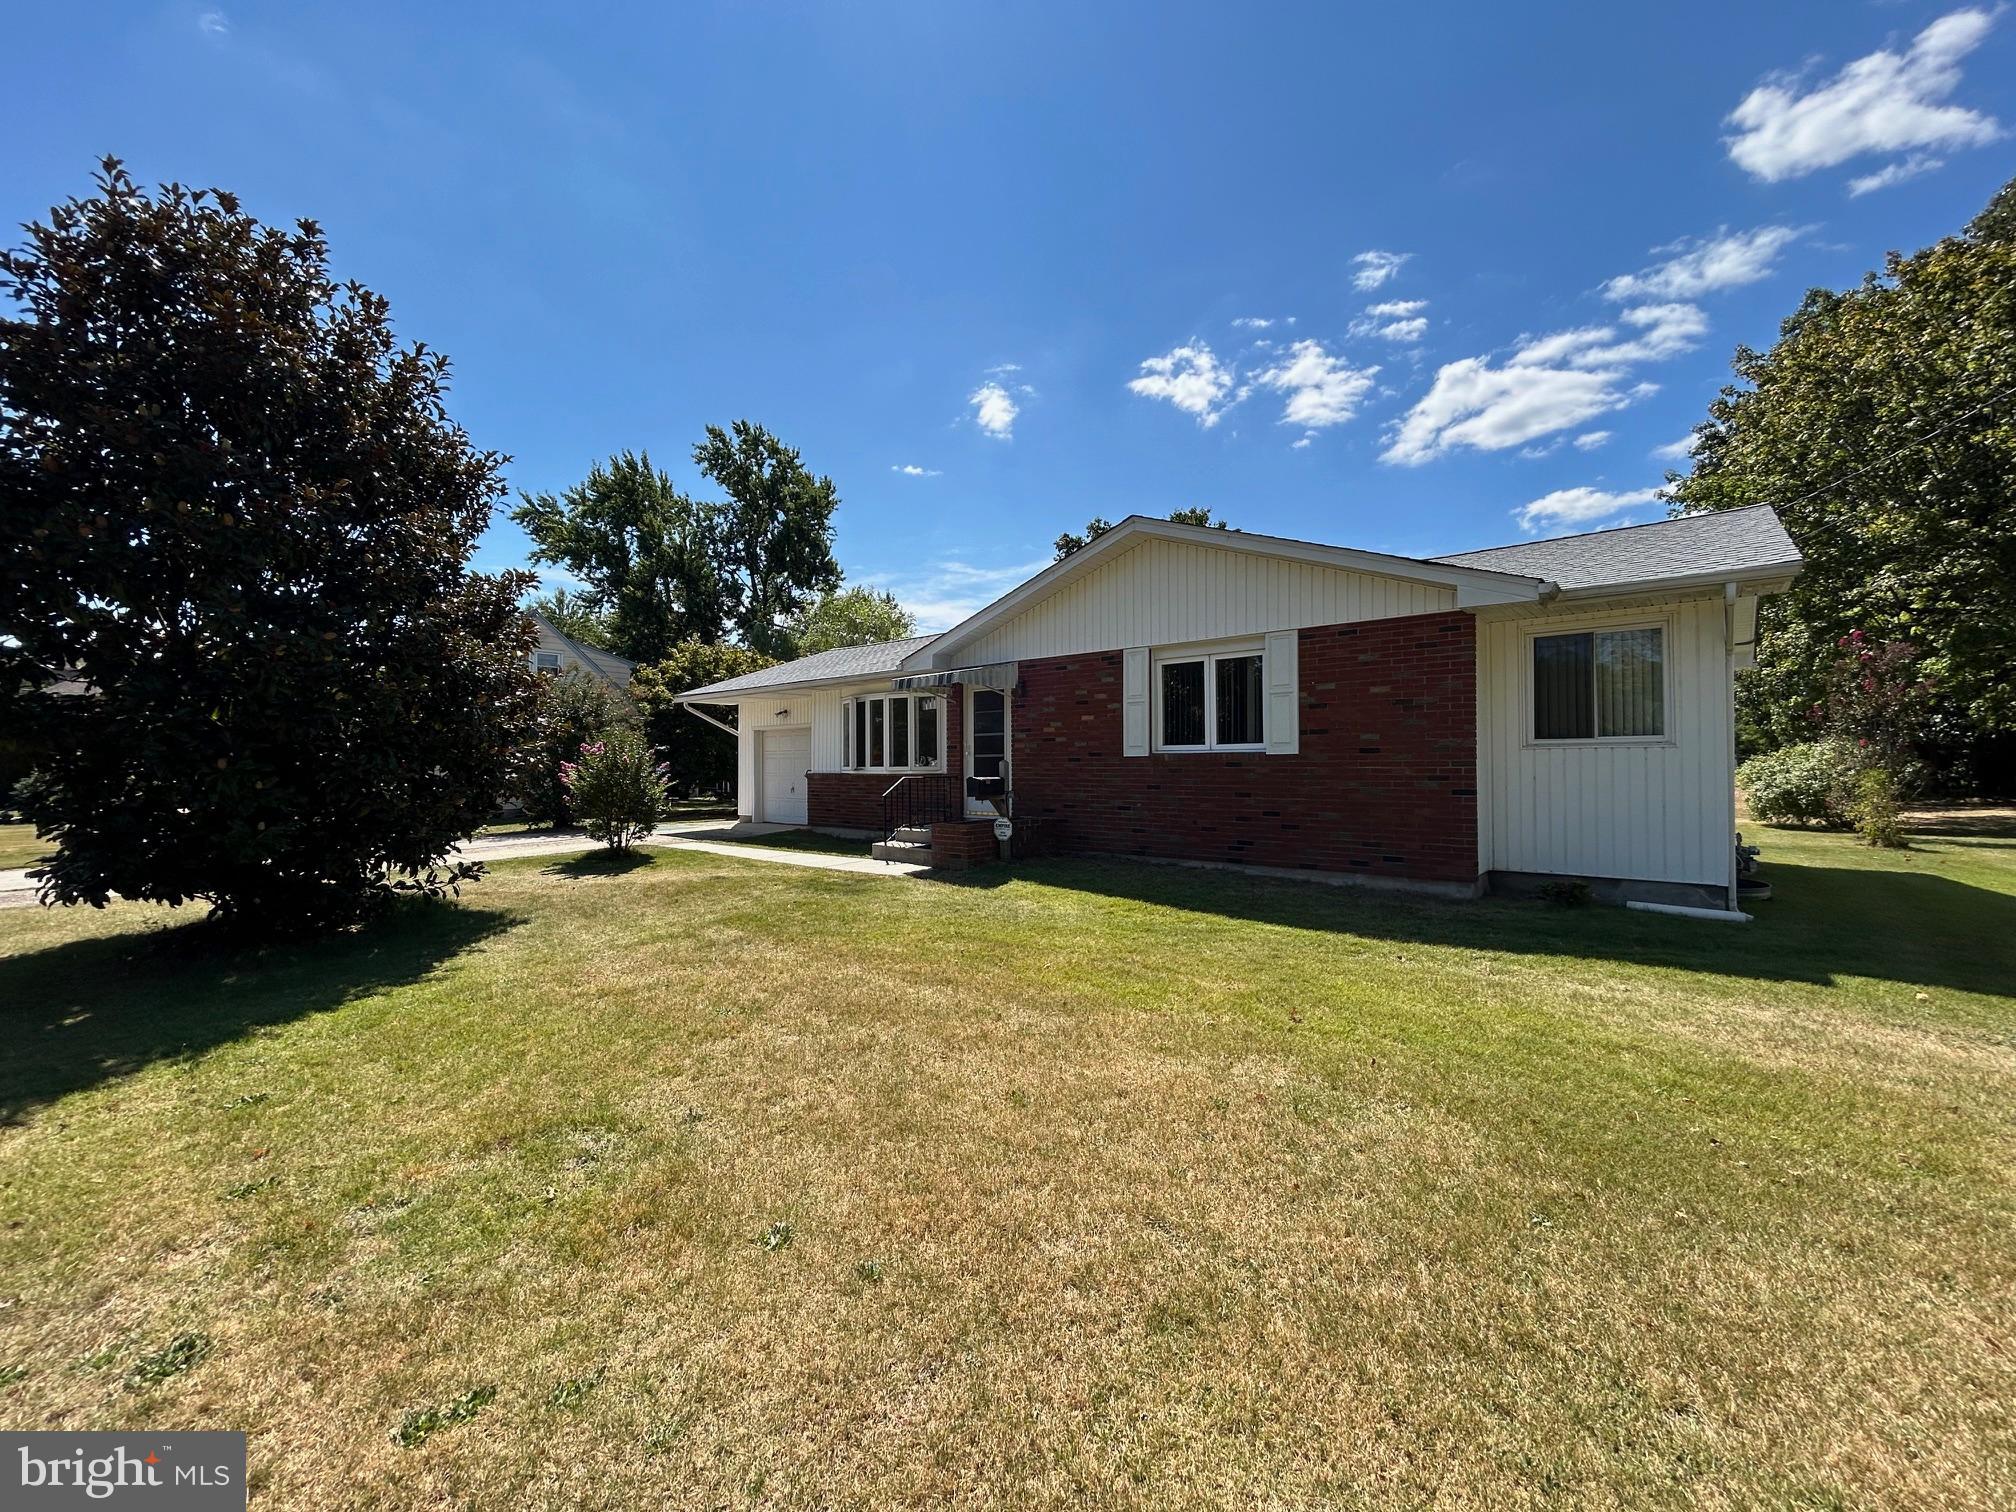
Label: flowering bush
xmin=1811 ymin=631 xmax=1933 ymax=784
xmin=1738 ymin=739 xmax=1863 ymax=828
xmin=560 ymin=729 xmax=669 ymax=850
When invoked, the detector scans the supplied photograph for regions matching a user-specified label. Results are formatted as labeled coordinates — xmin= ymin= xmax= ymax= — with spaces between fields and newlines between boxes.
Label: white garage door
xmin=760 ymin=729 xmax=809 ymax=825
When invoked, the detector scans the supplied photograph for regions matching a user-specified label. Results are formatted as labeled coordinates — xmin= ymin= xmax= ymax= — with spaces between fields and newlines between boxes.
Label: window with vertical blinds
xmin=1532 ymin=626 xmax=1665 ymax=740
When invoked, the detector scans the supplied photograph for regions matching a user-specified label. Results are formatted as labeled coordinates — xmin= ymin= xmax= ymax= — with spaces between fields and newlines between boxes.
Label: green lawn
xmin=717 ymin=827 xmax=874 ymax=857
xmin=2 ymin=823 xmax=2012 ymax=1507
xmin=0 ymin=822 xmax=51 ymax=870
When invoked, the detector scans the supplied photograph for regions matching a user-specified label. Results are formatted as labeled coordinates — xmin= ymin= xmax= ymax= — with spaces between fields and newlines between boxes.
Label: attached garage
xmin=760 ymin=727 xmax=809 ymax=824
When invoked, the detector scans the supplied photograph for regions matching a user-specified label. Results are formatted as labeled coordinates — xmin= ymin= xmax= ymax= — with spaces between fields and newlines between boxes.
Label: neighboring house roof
xmin=674 ymin=506 xmax=1803 ymax=701
xmin=1432 ymin=504 xmax=1801 ymax=596
xmin=527 ymin=609 xmax=637 ymax=690
xmin=678 ymin=634 xmax=942 ymax=701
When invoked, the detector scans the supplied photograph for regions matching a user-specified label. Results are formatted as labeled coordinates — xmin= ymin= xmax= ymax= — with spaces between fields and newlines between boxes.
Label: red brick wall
xmin=1011 ymin=611 xmax=1479 ymax=882
xmin=807 ymin=690 xmax=964 ymax=830
xmin=929 ymin=819 xmax=999 ymax=868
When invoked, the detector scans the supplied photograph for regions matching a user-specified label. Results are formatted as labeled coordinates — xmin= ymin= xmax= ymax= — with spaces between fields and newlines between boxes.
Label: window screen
xmin=1160 ymin=660 xmax=1206 ymax=747
xmin=1215 ymin=654 xmax=1264 ymax=746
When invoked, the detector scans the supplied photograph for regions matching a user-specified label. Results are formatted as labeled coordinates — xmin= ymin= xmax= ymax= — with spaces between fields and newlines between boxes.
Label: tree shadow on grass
xmin=542 ymin=849 xmax=656 ymax=878
xmin=0 ymin=900 xmax=520 ymax=1125
xmin=925 ymin=854 xmax=2016 ymax=1001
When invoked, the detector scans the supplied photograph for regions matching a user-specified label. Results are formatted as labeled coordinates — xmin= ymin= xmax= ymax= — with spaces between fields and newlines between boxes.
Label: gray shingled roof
xmin=677 ymin=634 xmax=941 ymax=700
xmin=1432 ymin=505 xmax=1800 ymax=592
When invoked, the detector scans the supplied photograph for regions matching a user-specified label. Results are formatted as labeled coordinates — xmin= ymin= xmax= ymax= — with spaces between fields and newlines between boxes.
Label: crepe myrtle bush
xmin=0 ymin=160 xmax=540 ymax=933
xmin=561 ymin=730 xmax=670 ymax=850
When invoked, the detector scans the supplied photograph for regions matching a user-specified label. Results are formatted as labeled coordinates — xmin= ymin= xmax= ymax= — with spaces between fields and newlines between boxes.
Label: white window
xmin=533 ymin=650 xmax=562 ymax=672
xmin=1153 ymin=646 xmax=1265 ymax=752
xmin=1531 ymin=624 xmax=1667 ymax=742
xmin=843 ymin=693 xmax=942 ymax=771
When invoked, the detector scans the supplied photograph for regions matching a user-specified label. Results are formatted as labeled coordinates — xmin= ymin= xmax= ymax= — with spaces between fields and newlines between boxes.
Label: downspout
xmin=679 ymin=702 xmax=739 ymax=739
xmin=1723 ymin=582 xmax=1740 ymax=914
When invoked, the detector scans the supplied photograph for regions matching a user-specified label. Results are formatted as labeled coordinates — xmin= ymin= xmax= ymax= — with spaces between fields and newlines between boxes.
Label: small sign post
xmin=992 ymin=816 xmax=1013 ymax=859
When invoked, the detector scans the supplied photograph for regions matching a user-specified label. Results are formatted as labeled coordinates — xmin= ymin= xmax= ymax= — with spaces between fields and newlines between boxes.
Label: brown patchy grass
xmin=0 ymin=822 xmax=51 ymax=871
xmin=1 ymin=824 xmax=2013 ymax=1508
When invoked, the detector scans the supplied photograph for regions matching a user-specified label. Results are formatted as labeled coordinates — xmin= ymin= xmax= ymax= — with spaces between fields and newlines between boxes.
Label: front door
xmin=965 ymin=687 xmax=1009 ymax=817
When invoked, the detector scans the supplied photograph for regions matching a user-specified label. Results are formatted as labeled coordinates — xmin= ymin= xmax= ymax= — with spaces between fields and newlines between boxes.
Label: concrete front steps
xmin=870 ymin=825 xmax=936 ymax=866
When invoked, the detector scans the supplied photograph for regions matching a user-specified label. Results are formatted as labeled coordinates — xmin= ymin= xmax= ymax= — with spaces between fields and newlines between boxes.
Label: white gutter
xmin=1628 ymin=900 xmax=1751 ymax=923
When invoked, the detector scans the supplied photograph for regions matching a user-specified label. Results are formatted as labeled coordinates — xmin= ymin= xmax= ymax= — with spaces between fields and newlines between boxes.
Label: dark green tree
xmin=512 ymin=452 xmax=724 ymax=664
xmin=1670 ymin=176 xmax=2016 ymax=786
xmin=788 ymin=586 xmax=918 ymax=656
xmin=1055 ymin=506 xmax=1230 ymax=559
xmin=692 ymin=421 xmax=842 ymax=656
xmin=513 ymin=670 xmax=639 ymax=826
xmin=528 ymin=586 xmax=613 ymax=650
xmin=0 ymin=160 xmax=539 ymax=933
xmin=629 ymin=640 xmax=775 ymax=798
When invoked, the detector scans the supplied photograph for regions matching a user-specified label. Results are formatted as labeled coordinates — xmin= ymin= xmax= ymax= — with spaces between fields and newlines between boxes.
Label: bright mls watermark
xmin=3 ymin=1433 xmax=245 ymax=1509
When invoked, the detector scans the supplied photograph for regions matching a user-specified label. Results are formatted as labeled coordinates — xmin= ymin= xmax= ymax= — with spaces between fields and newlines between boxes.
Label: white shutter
xmin=841 ymin=698 xmax=854 ymax=769
xmin=1122 ymin=647 xmax=1150 ymax=756
xmin=1264 ymin=631 xmax=1299 ymax=755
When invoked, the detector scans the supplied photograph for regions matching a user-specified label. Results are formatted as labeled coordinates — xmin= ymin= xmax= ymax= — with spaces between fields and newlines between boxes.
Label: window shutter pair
xmin=1119 ymin=634 xmax=1299 ymax=756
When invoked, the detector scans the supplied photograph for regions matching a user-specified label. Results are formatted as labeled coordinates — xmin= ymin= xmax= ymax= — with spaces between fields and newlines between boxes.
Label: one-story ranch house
xmin=675 ymin=506 xmax=1801 ymax=910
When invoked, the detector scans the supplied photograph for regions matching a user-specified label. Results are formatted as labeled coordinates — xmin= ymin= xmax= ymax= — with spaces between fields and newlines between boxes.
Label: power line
xmin=1758 ymin=377 xmax=2016 ymax=515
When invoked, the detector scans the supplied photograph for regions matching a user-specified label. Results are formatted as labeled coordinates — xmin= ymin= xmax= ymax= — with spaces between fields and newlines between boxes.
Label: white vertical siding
xmin=1476 ymin=596 xmax=1733 ymax=886
xmin=957 ymin=537 xmax=1455 ymax=664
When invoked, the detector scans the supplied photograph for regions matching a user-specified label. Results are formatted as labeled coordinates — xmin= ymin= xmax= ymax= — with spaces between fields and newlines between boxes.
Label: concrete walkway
xmin=0 ymin=822 xmax=928 ymax=908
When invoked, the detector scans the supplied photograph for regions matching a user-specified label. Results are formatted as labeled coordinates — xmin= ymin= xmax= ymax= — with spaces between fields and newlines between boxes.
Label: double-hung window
xmin=1154 ymin=645 xmax=1265 ymax=752
xmin=843 ymin=693 xmax=942 ymax=771
xmin=533 ymin=650 xmax=562 ymax=672
xmin=1531 ymin=624 xmax=1666 ymax=741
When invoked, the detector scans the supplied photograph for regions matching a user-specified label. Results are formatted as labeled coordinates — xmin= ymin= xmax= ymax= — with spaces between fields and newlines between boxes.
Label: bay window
xmin=1532 ymin=624 xmax=1666 ymax=741
xmin=1154 ymin=646 xmax=1265 ymax=751
xmin=843 ymin=693 xmax=942 ymax=771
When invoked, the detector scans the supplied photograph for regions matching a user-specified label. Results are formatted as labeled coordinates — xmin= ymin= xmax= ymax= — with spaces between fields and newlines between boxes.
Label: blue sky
xmin=9 ymin=4 xmax=2014 ymax=629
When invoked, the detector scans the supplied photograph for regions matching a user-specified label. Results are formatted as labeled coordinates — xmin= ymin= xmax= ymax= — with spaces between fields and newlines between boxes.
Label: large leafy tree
xmin=0 ymin=160 xmax=538 ymax=932
xmin=1670 ymin=177 xmax=2016 ymax=784
xmin=693 ymin=421 xmax=842 ymax=656
xmin=512 ymin=452 xmax=724 ymax=663
xmin=788 ymin=586 xmax=917 ymax=656
xmin=629 ymin=640 xmax=775 ymax=797
xmin=512 ymin=669 xmax=638 ymax=826
xmin=1055 ymin=505 xmax=1229 ymax=559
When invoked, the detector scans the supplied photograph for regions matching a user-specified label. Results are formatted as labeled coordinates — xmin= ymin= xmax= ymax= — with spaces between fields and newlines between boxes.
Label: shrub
xmin=1850 ymin=768 xmax=1910 ymax=849
xmin=561 ymin=730 xmax=668 ymax=850
xmin=1738 ymin=740 xmax=1864 ymax=828
xmin=514 ymin=670 xmax=638 ymax=826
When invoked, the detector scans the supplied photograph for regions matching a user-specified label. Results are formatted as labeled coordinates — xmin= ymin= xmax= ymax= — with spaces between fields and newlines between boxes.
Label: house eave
xmin=907 ymin=515 xmax=1549 ymax=670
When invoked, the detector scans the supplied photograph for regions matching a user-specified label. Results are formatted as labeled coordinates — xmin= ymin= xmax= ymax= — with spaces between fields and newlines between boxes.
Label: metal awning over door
xmin=890 ymin=662 xmax=1018 ymax=691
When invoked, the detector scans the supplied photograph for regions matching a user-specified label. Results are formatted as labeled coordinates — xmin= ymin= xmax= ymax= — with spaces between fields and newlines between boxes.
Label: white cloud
xmin=1651 ymin=434 xmax=1697 ymax=461
xmin=1128 ymin=341 xmax=1238 ymax=427
xmin=983 ymin=362 xmax=1022 ymax=375
xmin=1725 ymin=9 xmax=2003 ymax=184
xmin=969 ymin=381 xmax=1019 ymax=439
xmin=891 ymin=464 xmax=941 ymax=477
xmin=1351 ymin=314 xmax=1429 ymax=342
xmin=857 ymin=555 xmax=1053 ymax=632
xmin=1515 ymin=486 xmax=1663 ymax=533
xmin=198 ymin=9 xmax=229 ymax=35
xmin=1290 ymin=432 xmax=1316 ymax=450
xmin=1363 ymin=299 xmax=1427 ymax=318
xmin=1847 ymin=152 xmax=1946 ymax=195
xmin=1351 ymin=250 xmax=1412 ymax=291
xmin=1384 ymin=359 xmax=1633 ymax=466
xmin=1231 ymin=316 xmax=1275 ymax=329
xmin=1512 ymin=303 xmax=1707 ymax=369
xmin=1574 ymin=431 xmax=1612 ymax=451
xmin=1602 ymin=226 xmax=1804 ymax=301
xmin=1251 ymin=340 xmax=1379 ymax=429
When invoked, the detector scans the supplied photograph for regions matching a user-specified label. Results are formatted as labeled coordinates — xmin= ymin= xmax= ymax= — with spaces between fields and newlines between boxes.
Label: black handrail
xmin=880 ymin=774 xmax=959 ymax=843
